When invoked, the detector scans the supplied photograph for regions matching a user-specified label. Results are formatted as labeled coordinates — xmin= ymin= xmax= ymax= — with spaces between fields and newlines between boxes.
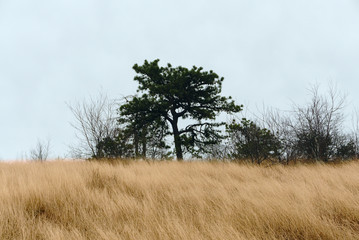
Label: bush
xmin=226 ymin=118 xmax=281 ymax=164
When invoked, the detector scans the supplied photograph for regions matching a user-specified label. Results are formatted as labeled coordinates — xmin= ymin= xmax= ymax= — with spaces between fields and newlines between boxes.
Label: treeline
xmin=68 ymin=60 xmax=359 ymax=164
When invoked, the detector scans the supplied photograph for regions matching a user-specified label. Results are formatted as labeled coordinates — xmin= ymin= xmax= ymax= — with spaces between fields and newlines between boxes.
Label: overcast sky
xmin=1 ymin=0 xmax=359 ymax=160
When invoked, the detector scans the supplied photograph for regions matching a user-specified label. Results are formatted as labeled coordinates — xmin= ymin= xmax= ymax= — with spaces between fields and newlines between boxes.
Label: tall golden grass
xmin=0 ymin=160 xmax=359 ymax=239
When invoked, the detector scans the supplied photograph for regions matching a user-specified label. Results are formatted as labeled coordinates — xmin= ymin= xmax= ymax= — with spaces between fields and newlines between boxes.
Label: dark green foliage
xmin=119 ymin=94 xmax=171 ymax=159
xmin=226 ymin=118 xmax=281 ymax=164
xmin=122 ymin=59 xmax=242 ymax=160
xmin=335 ymin=139 xmax=357 ymax=160
xmin=295 ymin=130 xmax=333 ymax=161
xmin=96 ymin=131 xmax=133 ymax=159
xmin=96 ymin=137 xmax=119 ymax=158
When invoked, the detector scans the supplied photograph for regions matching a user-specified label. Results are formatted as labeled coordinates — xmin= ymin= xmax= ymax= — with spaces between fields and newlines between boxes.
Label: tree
xmin=121 ymin=59 xmax=242 ymax=160
xmin=289 ymin=85 xmax=346 ymax=162
xmin=335 ymin=137 xmax=357 ymax=160
xmin=348 ymin=108 xmax=359 ymax=159
xmin=30 ymin=138 xmax=51 ymax=162
xmin=226 ymin=118 xmax=281 ymax=164
xmin=258 ymin=107 xmax=299 ymax=164
xmin=118 ymin=95 xmax=170 ymax=159
xmin=95 ymin=131 xmax=133 ymax=159
xmin=68 ymin=92 xmax=118 ymax=159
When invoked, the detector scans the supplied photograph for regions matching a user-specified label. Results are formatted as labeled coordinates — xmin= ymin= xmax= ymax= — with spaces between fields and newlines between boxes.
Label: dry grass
xmin=0 ymin=160 xmax=359 ymax=239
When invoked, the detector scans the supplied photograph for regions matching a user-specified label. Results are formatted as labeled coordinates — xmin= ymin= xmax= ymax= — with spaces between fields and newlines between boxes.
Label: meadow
xmin=0 ymin=160 xmax=359 ymax=239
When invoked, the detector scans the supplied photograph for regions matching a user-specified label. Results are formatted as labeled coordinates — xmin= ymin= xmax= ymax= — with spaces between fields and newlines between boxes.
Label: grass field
xmin=0 ymin=160 xmax=359 ymax=239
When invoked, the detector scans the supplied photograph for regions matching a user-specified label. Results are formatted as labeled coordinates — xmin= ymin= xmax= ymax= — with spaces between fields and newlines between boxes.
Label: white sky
xmin=1 ymin=0 xmax=359 ymax=160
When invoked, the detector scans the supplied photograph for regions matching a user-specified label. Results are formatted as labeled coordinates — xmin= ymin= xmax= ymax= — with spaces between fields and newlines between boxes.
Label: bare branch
xmin=67 ymin=92 xmax=118 ymax=159
xmin=30 ymin=138 xmax=51 ymax=162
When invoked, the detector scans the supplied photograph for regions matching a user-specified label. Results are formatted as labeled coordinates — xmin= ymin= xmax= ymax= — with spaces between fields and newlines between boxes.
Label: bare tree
xmin=30 ymin=138 xmax=51 ymax=162
xmin=346 ymin=108 xmax=359 ymax=159
xmin=289 ymin=84 xmax=346 ymax=161
xmin=257 ymin=84 xmax=347 ymax=163
xmin=67 ymin=92 xmax=118 ymax=159
xmin=258 ymin=107 xmax=298 ymax=164
xmin=351 ymin=109 xmax=359 ymax=148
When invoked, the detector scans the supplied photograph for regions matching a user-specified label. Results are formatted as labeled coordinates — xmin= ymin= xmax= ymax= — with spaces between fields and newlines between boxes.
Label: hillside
xmin=0 ymin=160 xmax=358 ymax=239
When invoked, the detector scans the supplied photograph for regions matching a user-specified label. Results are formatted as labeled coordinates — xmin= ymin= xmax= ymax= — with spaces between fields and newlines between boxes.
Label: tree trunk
xmin=174 ymin=134 xmax=183 ymax=160
xmin=171 ymin=119 xmax=183 ymax=160
xmin=142 ymin=135 xmax=147 ymax=159
xmin=134 ymin=133 xmax=139 ymax=158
